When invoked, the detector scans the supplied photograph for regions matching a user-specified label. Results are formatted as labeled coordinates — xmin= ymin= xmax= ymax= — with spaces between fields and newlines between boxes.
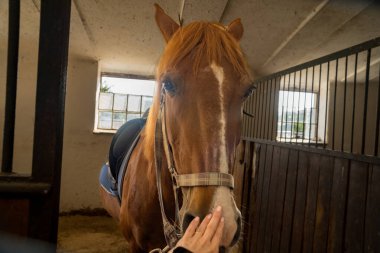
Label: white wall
xmin=60 ymin=57 xmax=114 ymax=211
xmin=0 ymin=48 xmax=115 ymax=211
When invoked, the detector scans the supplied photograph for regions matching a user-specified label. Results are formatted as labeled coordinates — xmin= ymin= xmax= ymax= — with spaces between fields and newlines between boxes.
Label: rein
xmin=154 ymin=88 xmax=235 ymax=248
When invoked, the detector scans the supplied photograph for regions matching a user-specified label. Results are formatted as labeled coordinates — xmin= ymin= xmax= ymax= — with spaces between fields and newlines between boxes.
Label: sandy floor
xmin=57 ymin=215 xmax=129 ymax=253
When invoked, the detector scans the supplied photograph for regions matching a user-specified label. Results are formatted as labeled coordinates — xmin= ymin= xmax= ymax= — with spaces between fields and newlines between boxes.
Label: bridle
xmin=154 ymin=87 xmax=235 ymax=248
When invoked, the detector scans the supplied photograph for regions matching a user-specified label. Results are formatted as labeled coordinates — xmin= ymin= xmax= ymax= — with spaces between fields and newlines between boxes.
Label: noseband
xmin=154 ymin=88 xmax=235 ymax=248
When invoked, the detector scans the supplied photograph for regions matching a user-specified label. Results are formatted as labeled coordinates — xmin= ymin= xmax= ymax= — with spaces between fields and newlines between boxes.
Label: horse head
xmin=147 ymin=4 xmax=254 ymax=249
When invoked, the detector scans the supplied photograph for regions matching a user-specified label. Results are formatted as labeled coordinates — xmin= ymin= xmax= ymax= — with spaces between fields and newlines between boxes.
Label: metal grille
xmin=243 ymin=37 xmax=380 ymax=157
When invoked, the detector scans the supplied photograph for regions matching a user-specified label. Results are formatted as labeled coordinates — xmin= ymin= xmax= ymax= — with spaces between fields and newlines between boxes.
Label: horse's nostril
xmin=230 ymin=216 xmax=242 ymax=246
xmin=182 ymin=212 xmax=195 ymax=233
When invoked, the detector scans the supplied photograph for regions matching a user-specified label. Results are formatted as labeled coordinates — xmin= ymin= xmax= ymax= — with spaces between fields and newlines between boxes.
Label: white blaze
xmin=210 ymin=62 xmax=228 ymax=173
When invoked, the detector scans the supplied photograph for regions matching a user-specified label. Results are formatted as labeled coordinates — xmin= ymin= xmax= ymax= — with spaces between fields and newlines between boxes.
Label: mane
xmin=143 ymin=21 xmax=251 ymax=158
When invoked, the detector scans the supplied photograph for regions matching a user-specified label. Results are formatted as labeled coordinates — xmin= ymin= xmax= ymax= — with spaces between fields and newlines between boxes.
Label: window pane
xmin=99 ymin=93 xmax=113 ymax=110
xmin=98 ymin=111 xmax=112 ymax=129
xmin=126 ymin=113 xmax=140 ymax=121
xmin=112 ymin=112 xmax=126 ymax=129
xmin=127 ymin=95 xmax=141 ymax=112
xmin=114 ymin=94 xmax=128 ymax=111
xmin=141 ymin=96 xmax=153 ymax=113
xmin=277 ymin=90 xmax=318 ymax=142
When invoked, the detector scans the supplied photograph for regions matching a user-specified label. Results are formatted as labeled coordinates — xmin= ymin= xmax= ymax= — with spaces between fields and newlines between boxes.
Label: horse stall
xmin=236 ymin=38 xmax=380 ymax=252
xmin=1 ymin=0 xmax=380 ymax=253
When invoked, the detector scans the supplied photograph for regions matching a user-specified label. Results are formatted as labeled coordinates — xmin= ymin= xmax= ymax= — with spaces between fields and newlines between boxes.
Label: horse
xmin=99 ymin=4 xmax=254 ymax=252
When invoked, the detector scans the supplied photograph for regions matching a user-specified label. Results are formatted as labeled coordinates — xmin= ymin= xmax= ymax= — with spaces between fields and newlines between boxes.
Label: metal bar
xmin=272 ymin=78 xmax=278 ymax=141
xmin=254 ymin=37 xmax=380 ymax=83
xmin=126 ymin=94 xmax=129 ymax=121
xmin=1 ymin=0 xmax=20 ymax=173
xmin=341 ymin=56 xmax=348 ymax=151
xmin=284 ymin=74 xmax=291 ymax=143
xmin=296 ymin=70 xmax=302 ymax=143
xmin=267 ymin=79 xmax=274 ymax=140
xmin=350 ymin=53 xmax=358 ymax=153
xmin=303 ymin=69 xmax=308 ymax=145
xmin=111 ymin=93 xmax=115 ymax=129
xmin=309 ymin=66 xmax=315 ymax=145
xmin=250 ymin=88 xmax=255 ymax=137
xmin=259 ymin=82 xmax=264 ymax=138
xmin=361 ymin=49 xmax=371 ymax=154
xmin=279 ymin=75 xmax=286 ymax=141
xmin=323 ymin=62 xmax=330 ymax=148
xmin=375 ymin=57 xmax=380 ymax=156
xmin=242 ymin=137 xmax=380 ymax=166
xmin=262 ymin=81 xmax=268 ymax=138
xmin=315 ymin=64 xmax=322 ymax=148
xmin=290 ymin=72 xmax=297 ymax=143
xmin=29 ymin=0 xmax=71 ymax=244
xmin=255 ymin=82 xmax=261 ymax=138
xmin=332 ymin=60 xmax=339 ymax=150
xmin=253 ymin=82 xmax=259 ymax=138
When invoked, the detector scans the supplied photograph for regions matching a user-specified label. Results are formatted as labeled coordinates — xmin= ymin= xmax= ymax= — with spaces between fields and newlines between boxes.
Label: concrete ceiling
xmin=0 ymin=0 xmax=379 ymax=78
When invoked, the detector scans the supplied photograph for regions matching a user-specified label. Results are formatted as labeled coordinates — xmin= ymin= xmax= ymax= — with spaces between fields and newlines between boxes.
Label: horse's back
xmin=99 ymin=116 xmax=148 ymax=221
xmin=108 ymin=118 xmax=147 ymax=178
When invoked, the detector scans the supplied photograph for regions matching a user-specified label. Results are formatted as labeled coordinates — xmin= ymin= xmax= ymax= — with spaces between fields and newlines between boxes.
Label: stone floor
xmin=57 ymin=215 xmax=128 ymax=253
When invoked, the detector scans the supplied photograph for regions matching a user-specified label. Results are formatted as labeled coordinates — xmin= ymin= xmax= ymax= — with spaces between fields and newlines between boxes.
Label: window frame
xmin=93 ymin=72 xmax=155 ymax=134
xmin=276 ymin=90 xmax=320 ymax=143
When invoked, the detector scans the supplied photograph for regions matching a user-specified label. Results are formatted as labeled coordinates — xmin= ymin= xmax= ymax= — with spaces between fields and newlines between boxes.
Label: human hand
xmin=175 ymin=206 xmax=224 ymax=253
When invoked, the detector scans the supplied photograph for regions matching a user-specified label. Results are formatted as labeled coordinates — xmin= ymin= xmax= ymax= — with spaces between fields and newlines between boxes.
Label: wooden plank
xmin=365 ymin=165 xmax=380 ymax=253
xmin=233 ymin=141 xmax=245 ymax=210
xmin=290 ymin=151 xmax=309 ymax=253
xmin=241 ymin=141 xmax=253 ymax=253
xmin=249 ymin=143 xmax=267 ymax=252
xmin=327 ymin=158 xmax=349 ymax=253
xmin=313 ymin=155 xmax=334 ymax=253
xmin=344 ymin=161 xmax=369 ymax=253
xmin=231 ymin=140 xmax=245 ymax=253
xmin=0 ymin=199 xmax=29 ymax=236
xmin=302 ymin=153 xmax=321 ymax=252
xmin=270 ymin=147 xmax=290 ymax=253
xmin=256 ymin=145 xmax=274 ymax=252
xmin=279 ymin=149 xmax=299 ymax=253
xmin=263 ymin=145 xmax=281 ymax=252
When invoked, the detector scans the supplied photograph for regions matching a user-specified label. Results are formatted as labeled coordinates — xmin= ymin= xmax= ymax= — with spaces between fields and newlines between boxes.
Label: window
xmin=94 ymin=74 xmax=155 ymax=133
xmin=277 ymin=90 xmax=318 ymax=142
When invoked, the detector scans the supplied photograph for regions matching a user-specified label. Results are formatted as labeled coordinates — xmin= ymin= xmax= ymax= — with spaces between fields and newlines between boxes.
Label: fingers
xmin=203 ymin=206 xmax=223 ymax=241
xmin=182 ymin=216 xmax=200 ymax=238
xmin=211 ymin=217 xmax=224 ymax=246
xmin=195 ymin=213 xmax=212 ymax=235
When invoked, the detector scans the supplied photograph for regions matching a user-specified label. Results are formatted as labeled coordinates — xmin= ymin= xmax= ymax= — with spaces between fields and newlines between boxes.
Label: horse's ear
xmin=154 ymin=3 xmax=179 ymax=42
xmin=227 ymin=18 xmax=244 ymax=42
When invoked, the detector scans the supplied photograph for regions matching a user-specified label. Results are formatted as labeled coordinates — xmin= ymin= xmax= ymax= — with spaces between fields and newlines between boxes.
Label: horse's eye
xmin=243 ymin=85 xmax=256 ymax=100
xmin=163 ymin=79 xmax=176 ymax=95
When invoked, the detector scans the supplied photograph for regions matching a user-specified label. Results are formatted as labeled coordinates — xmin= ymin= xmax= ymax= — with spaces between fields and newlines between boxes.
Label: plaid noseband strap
xmin=174 ymin=172 xmax=234 ymax=189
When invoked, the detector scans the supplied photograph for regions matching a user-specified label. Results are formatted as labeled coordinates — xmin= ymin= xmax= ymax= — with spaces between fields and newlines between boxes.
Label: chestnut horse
xmin=100 ymin=4 xmax=253 ymax=252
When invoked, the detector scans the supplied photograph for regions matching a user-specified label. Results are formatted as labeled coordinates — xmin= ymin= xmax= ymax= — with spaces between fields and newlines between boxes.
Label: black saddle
xmin=99 ymin=110 xmax=149 ymax=202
